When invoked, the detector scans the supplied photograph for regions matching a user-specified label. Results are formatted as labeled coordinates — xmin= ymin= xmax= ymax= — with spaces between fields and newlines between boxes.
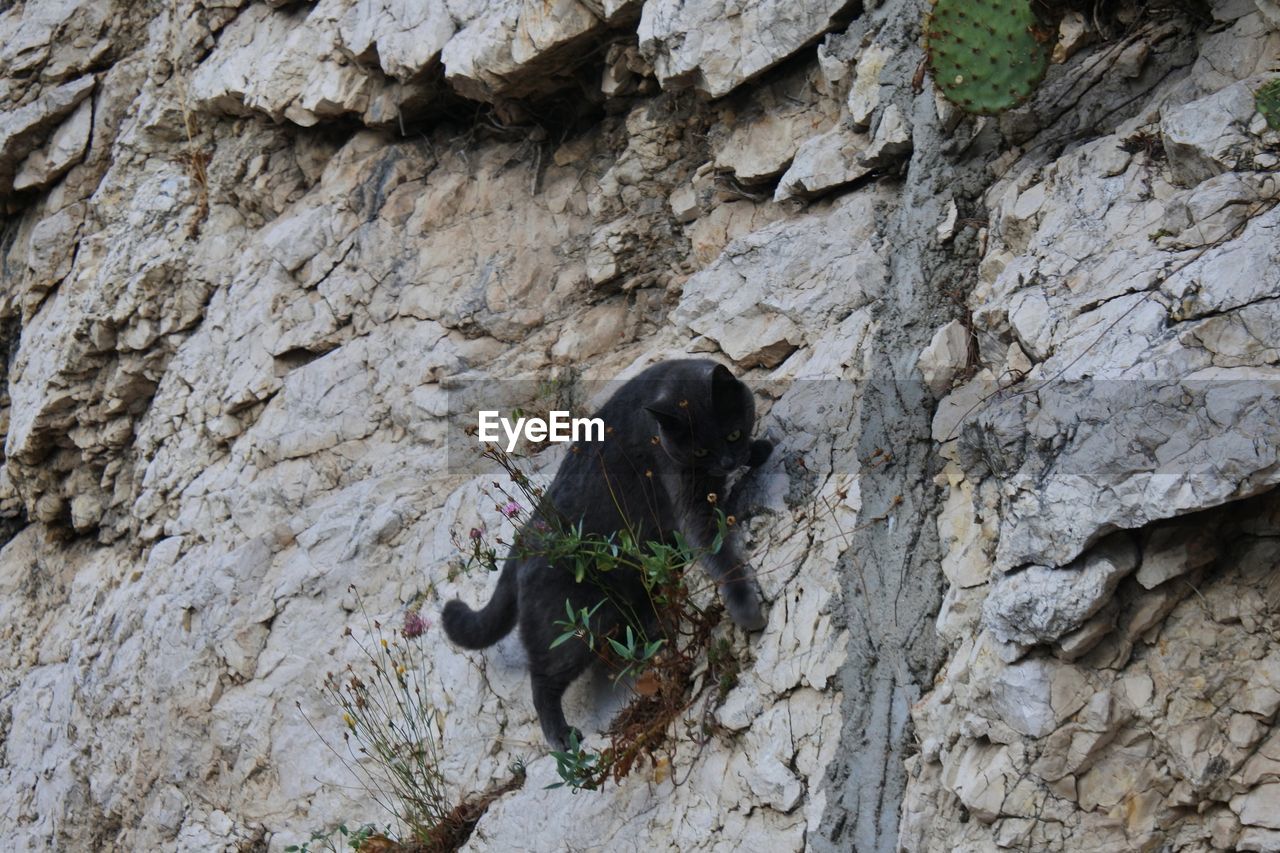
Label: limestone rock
xmin=1052 ymin=12 xmax=1089 ymax=64
xmin=2 ymin=1 xmax=1279 ymax=852
xmin=1189 ymin=9 xmax=1280 ymax=93
xmin=443 ymin=0 xmax=603 ymax=102
xmin=773 ymin=102 xmax=909 ymax=201
xmin=1135 ymin=524 xmax=1218 ymax=589
xmin=668 ymin=181 xmax=701 ymax=222
xmin=773 ymin=123 xmax=871 ymax=201
xmin=712 ymin=68 xmax=841 ymax=183
xmin=1161 ymin=77 xmax=1274 ymax=186
xmin=189 ymin=2 xmax=402 ymax=127
xmin=600 ymin=43 xmax=651 ymax=97
xmin=860 ymin=103 xmax=911 ymax=168
xmin=1054 ymin=601 xmax=1118 ymax=661
xmin=674 ymin=188 xmax=892 ymax=368
xmin=958 ymin=135 xmax=1280 ymax=570
xmin=337 ymin=0 xmax=456 ymax=82
xmin=917 ymin=320 xmax=970 ymax=396
xmin=848 ymin=44 xmax=892 ymax=128
xmin=550 ymin=301 xmax=630 ymax=363
xmin=0 ymin=74 xmax=95 ymax=196
xmin=985 ymin=657 xmax=1092 ymax=738
xmin=12 ymin=96 xmax=93 ymax=192
xmin=638 ymin=0 xmax=852 ymax=98
xmin=1258 ymin=0 xmax=1280 ymax=28
xmin=942 ymin=740 xmax=1022 ymax=823
xmin=983 ymin=538 xmax=1138 ymax=647
xmin=936 ymin=199 xmax=958 ymax=243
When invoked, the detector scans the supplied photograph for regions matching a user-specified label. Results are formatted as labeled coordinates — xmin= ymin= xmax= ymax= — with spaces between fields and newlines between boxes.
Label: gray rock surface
xmin=983 ymin=538 xmax=1139 ymax=647
xmin=0 ymin=74 xmax=95 ymax=196
xmin=638 ymin=0 xmax=852 ymax=97
xmin=0 ymin=0 xmax=1277 ymax=851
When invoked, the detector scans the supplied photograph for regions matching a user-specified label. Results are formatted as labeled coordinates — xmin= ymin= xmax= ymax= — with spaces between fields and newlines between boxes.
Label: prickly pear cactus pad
xmin=1257 ymin=79 xmax=1280 ymax=130
xmin=925 ymin=0 xmax=1052 ymax=115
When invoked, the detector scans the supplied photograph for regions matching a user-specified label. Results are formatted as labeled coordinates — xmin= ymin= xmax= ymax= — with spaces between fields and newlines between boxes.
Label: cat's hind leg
xmin=530 ymin=667 xmax=585 ymax=751
xmin=522 ymin=613 xmax=594 ymax=750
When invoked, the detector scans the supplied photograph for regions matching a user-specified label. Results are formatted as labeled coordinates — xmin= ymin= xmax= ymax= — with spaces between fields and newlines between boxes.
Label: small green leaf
xmin=671 ymin=531 xmax=690 ymax=553
xmin=1257 ymin=79 xmax=1280 ymax=130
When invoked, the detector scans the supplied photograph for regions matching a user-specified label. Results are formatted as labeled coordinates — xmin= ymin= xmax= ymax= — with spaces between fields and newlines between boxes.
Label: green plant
xmin=298 ymin=593 xmax=506 ymax=851
xmin=284 ymin=823 xmax=377 ymax=852
xmin=925 ymin=0 xmax=1052 ymax=115
xmin=605 ymin=625 xmax=667 ymax=682
xmin=321 ymin=595 xmax=450 ymax=838
xmin=547 ymin=731 xmax=606 ymax=791
xmin=550 ymin=599 xmax=606 ymax=650
xmin=466 ymin=446 xmax=744 ymax=792
xmin=1257 ymin=79 xmax=1280 ymax=131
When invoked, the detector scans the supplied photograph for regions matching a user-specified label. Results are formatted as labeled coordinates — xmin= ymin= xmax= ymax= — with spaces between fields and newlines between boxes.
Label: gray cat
xmin=442 ymin=359 xmax=772 ymax=749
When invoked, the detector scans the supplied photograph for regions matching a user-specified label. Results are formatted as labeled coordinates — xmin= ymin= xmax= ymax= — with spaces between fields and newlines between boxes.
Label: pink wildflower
xmin=402 ymin=610 xmax=428 ymax=639
xmin=500 ymin=500 xmax=521 ymax=518
xmin=469 ymin=527 xmax=483 ymax=541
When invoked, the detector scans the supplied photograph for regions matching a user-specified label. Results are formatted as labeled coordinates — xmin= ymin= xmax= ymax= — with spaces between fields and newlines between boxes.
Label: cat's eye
xmin=726 ymin=430 xmax=742 ymax=442
xmin=693 ymin=448 xmax=709 ymax=458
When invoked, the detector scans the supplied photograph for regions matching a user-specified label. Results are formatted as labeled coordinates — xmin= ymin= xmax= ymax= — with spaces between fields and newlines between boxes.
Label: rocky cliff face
xmin=1 ymin=0 xmax=1277 ymax=850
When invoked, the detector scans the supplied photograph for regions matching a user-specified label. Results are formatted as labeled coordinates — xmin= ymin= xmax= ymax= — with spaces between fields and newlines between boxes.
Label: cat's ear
xmin=646 ymin=402 xmax=689 ymax=435
xmin=710 ymin=363 xmax=736 ymax=393
xmin=710 ymin=362 xmax=749 ymax=414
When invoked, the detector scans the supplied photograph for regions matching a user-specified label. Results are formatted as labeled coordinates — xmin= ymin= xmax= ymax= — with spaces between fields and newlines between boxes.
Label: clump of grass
xmin=297 ymin=590 xmax=523 ymax=851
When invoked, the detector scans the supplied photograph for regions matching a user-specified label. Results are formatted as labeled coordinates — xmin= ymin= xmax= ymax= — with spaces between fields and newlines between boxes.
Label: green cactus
xmin=1257 ymin=79 xmax=1280 ymax=131
xmin=926 ymin=0 xmax=1052 ymax=116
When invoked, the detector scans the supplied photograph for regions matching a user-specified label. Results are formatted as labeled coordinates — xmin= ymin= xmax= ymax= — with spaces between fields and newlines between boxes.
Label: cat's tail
xmin=441 ymin=559 xmax=519 ymax=649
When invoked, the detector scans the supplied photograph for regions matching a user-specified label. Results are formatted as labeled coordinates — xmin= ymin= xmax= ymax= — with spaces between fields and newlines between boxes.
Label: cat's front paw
xmin=548 ymin=725 xmax=585 ymax=753
xmin=728 ymin=596 xmax=768 ymax=632
xmin=747 ymin=438 xmax=773 ymax=468
xmin=724 ymin=581 xmax=767 ymax=632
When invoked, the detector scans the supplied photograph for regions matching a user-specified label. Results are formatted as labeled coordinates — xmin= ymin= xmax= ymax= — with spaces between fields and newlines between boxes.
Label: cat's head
xmin=644 ymin=362 xmax=756 ymax=477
